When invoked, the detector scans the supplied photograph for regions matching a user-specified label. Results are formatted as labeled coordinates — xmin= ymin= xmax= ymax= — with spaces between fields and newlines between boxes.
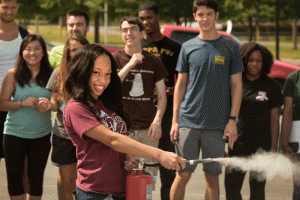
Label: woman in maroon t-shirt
xmin=63 ymin=44 xmax=185 ymax=200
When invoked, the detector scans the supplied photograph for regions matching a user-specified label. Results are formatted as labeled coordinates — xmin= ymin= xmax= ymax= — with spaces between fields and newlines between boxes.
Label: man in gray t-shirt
xmin=175 ymin=36 xmax=244 ymax=131
xmin=169 ymin=1 xmax=243 ymax=199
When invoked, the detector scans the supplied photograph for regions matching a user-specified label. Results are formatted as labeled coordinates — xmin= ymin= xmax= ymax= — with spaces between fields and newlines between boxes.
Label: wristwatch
xmin=228 ymin=116 xmax=238 ymax=122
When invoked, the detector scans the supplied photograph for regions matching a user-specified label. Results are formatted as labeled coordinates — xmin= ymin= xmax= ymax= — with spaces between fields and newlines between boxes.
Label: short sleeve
xmin=49 ymin=48 xmax=58 ymax=68
xmin=112 ymin=51 xmax=121 ymax=70
xmin=283 ymin=72 xmax=297 ymax=98
xmin=63 ymin=100 xmax=102 ymax=138
xmin=46 ymin=67 xmax=59 ymax=92
xmin=175 ymin=47 xmax=189 ymax=73
xmin=230 ymin=42 xmax=244 ymax=75
xmin=269 ymin=79 xmax=283 ymax=109
xmin=154 ymin=57 xmax=168 ymax=84
xmin=48 ymin=45 xmax=64 ymax=68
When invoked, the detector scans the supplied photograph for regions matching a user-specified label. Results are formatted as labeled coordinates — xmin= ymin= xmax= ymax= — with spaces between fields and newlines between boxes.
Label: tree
xmin=38 ymin=0 xmax=89 ymax=22
xmin=221 ymin=0 xmax=276 ymax=41
xmin=17 ymin=0 xmax=45 ymax=25
xmin=85 ymin=0 xmax=195 ymax=25
xmin=281 ymin=0 xmax=300 ymax=49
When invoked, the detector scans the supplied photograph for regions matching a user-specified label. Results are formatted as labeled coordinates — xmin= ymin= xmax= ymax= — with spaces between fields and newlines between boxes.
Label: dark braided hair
xmin=65 ymin=44 xmax=131 ymax=130
xmin=240 ymin=41 xmax=274 ymax=76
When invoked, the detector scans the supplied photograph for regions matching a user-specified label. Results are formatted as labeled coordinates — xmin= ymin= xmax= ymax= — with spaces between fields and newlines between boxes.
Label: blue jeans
xmin=75 ymin=187 xmax=125 ymax=200
xmin=294 ymin=154 xmax=300 ymax=200
xmin=294 ymin=182 xmax=300 ymax=200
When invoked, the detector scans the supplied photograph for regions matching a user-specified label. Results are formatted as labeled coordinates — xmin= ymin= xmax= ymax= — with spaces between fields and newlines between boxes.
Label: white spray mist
xmin=212 ymin=151 xmax=295 ymax=182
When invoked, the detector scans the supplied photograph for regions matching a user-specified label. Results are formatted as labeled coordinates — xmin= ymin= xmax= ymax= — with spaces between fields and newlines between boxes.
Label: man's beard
xmin=71 ymin=30 xmax=87 ymax=37
xmin=0 ymin=15 xmax=15 ymax=23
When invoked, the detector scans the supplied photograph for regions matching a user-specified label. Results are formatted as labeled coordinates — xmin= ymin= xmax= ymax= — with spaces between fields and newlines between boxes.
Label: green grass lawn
xmin=264 ymin=44 xmax=300 ymax=60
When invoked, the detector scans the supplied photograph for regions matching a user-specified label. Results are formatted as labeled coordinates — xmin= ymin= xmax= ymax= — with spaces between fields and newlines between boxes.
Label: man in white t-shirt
xmin=0 ymin=0 xmax=34 ymax=160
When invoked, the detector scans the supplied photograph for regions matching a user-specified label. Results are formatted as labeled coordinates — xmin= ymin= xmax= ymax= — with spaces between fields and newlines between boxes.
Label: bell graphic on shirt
xmin=129 ymin=73 xmax=144 ymax=97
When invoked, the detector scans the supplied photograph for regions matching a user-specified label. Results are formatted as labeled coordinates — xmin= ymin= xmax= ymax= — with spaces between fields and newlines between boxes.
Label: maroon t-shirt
xmin=112 ymin=49 xmax=168 ymax=130
xmin=63 ymin=99 xmax=129 ymax=197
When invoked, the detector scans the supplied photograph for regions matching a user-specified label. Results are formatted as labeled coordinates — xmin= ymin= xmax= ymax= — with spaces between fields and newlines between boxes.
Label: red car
xmin=161 ymin=24 xmax=300 ymax=88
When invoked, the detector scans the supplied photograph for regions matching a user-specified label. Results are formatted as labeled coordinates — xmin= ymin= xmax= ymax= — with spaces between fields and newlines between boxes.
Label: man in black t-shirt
xmin=139 ymin=2 xmax=181 ymax=200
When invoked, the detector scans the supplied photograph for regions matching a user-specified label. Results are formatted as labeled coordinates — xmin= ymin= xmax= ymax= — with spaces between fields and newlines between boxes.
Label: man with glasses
xmin=48 ymin=8 xmax=89 ymax=68
xmin=112 ymin=16 xmax=168 ymax=194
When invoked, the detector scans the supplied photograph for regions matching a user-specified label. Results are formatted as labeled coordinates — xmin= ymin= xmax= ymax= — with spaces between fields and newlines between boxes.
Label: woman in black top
xmin=224 ymin=42 xmax=283 ymax=200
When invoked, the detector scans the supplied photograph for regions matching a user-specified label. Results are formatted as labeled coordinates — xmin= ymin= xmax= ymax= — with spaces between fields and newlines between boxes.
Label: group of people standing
xmin=0 ymin=0 xmax=300 ymax=200
xmin=0 ymin=1 xmax=185 ymax=200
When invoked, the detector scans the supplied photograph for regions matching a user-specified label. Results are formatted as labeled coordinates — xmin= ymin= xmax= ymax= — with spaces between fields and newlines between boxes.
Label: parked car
xmin=160 ymin=24 xmax=300 ymax=88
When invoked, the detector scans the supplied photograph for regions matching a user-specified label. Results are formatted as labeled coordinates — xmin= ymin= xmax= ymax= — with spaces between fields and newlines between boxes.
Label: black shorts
xmin=51 ymin=134 xmax=77 ymax=166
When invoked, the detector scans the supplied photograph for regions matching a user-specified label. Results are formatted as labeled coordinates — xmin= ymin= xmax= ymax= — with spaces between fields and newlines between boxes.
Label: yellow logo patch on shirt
xmin=215 ymin=56 xmax=225 ymax=65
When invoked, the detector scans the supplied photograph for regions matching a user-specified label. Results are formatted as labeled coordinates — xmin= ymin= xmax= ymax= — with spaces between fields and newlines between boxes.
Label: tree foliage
xmin=220 ymin=0 xmax=276 ymax=24
xmin=16 ymin=0 xmax=299 ymax=25
xmin=281 ymin=0 xmax=300 ymax=20
xmin=35 ymin=0 xmax=88 ymax=22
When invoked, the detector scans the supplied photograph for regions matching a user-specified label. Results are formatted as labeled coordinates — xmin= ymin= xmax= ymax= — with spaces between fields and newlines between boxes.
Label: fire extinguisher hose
xmin=143 ymin=140 xmax=218 ymax=167
xmin=143 ymin=158 xmax=214 ymax=167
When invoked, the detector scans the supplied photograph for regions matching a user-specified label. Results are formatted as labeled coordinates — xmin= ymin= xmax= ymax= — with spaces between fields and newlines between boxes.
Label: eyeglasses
xmin=121 ymin=27 xmax=140 ymax=34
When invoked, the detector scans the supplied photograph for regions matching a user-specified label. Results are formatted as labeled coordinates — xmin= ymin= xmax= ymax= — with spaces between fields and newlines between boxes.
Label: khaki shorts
xmin=129 ymin=129 xmax=159 ymax=190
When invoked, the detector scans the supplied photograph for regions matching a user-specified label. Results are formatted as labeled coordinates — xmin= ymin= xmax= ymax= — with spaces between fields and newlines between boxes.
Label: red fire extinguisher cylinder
xmin=126 ymin=161 xmax=153 ymax=200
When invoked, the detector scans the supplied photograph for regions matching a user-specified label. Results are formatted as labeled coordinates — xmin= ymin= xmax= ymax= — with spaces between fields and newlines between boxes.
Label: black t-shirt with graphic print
xmin=231 ymin=75 xmax=283 ymax=155
xmin=141 ymin=36 xmax=181 ymax=87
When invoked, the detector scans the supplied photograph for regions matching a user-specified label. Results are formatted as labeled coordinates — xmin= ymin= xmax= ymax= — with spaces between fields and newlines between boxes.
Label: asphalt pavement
xmin=0 ymin=151 xmax=294 ymax=199
xmin=0 ymin=97 xmax=296 ymax=200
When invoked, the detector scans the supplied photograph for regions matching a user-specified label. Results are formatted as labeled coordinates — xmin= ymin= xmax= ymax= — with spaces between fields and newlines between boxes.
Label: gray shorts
xmin=176 ymin=128 xmax=225 ymax=175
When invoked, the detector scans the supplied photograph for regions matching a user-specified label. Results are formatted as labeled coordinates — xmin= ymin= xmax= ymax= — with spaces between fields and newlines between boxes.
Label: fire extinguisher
xmin=126 ymin=154 xmax=217 ymax=200
xmin=126 ymin=158 xmax=154 ymax=200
